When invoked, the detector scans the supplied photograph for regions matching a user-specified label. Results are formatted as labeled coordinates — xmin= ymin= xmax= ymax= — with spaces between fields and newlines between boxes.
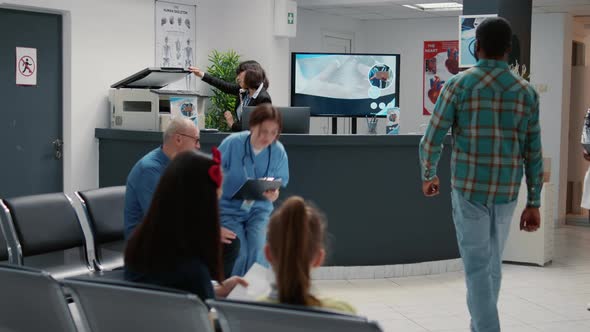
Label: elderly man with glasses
xmin=123 ymin=117 xmax=240 ymax=278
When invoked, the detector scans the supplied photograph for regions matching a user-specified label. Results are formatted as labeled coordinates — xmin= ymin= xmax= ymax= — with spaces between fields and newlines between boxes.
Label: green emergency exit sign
xmin=288 ymin=12 xmax=294 ymax=24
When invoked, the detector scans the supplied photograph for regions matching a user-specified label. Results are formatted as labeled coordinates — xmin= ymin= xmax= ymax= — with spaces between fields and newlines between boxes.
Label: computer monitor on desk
xmin=242 ymin=106 xmax=310 ymax=134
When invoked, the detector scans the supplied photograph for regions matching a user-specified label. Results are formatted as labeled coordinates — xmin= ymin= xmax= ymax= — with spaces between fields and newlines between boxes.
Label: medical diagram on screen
xmin=294 ymin=54 xmax=397 ymax=100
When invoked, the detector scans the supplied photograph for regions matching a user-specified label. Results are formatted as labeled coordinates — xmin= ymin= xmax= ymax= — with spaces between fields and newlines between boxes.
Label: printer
xmin=109 ymin=67 xmax=200 ymax=131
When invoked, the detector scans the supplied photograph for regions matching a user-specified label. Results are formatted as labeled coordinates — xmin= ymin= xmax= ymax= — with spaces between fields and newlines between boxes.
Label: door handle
xmin=52 ymin=139 xmax=63 ymax=160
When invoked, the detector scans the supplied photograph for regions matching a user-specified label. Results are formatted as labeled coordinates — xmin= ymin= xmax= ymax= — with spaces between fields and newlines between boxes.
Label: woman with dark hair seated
xmin=124 ymin=149 xmax=247 ymax=300
xmin=189 ymin=60 xmax=271 ymax=131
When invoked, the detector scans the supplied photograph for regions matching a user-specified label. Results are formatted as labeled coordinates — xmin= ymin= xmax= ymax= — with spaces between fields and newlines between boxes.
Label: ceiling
xmin=296 ymin=0 xmax=590 ymax=20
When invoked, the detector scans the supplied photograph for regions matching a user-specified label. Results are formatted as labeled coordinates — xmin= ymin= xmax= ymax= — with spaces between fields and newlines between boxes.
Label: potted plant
xmin=204 ymin=49 xmax=241 ymax=131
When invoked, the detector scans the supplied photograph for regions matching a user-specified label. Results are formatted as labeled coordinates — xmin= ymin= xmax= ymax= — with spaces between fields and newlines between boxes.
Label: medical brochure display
xmin=109 ymin=67 xmax=199 ymax=131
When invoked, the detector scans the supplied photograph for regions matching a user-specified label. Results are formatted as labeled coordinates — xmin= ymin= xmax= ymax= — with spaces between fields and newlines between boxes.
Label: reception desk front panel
xmin=96 ymin=129 xmax=458 ymax=266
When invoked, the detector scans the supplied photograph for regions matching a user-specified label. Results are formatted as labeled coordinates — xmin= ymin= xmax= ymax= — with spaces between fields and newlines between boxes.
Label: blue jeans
xmin=451 ymin=190 xmax=518 ymax=332
xmin=221 ymin=209 xmax=271 ymax=276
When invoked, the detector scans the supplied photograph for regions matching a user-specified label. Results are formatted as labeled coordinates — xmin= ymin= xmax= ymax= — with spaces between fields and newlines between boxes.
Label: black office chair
xmin=0 ymin=264 xmax=78 ymax=332
xmin=0 ymin=193 xmax=93 ymax=279
xmin=0 ymin=221 xmax=10 ymax=263
xmin=75 ymin=186 xmax=126 ymax=271
xmin=63 ymin=277 xmax=214 ymax=332
xmin=207 ymin=298 xmax=383 ymax=332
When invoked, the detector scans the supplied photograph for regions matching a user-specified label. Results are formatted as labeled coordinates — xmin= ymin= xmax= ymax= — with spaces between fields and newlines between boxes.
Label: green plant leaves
xmin=205 ymin=50 xmax=241 ymax=131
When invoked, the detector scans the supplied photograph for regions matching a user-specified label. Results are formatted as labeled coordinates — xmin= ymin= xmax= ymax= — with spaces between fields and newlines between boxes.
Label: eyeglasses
xmin=178 ymin=133 xmax=200 ymax=145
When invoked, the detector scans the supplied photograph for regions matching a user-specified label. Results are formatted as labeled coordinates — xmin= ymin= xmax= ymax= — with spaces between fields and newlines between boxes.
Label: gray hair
xmin=163 ymin=117 xmax=195 ymax=143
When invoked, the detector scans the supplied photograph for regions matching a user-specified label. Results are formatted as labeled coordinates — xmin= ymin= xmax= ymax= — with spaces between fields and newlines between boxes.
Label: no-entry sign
xmin=16 ymin=47 xmax=37 ymax=86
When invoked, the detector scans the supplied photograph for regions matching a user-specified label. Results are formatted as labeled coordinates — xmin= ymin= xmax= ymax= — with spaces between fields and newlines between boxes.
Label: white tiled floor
xmin=314 ymin=225 xmax=590 ymax=332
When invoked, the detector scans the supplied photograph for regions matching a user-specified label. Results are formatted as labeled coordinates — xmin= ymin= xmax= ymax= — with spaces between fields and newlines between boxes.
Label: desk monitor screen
xmin=291 ymin=52 xmax=400 ymax=117
xmin=242 ymin=106 xmax=310 ymax=134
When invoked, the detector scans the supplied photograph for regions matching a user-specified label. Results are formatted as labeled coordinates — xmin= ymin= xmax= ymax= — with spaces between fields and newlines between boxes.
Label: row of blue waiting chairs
xmin=0 ymin=264 xmax=383 ymax=331
xmin=0 ymin=186 xmax=126 ymax=279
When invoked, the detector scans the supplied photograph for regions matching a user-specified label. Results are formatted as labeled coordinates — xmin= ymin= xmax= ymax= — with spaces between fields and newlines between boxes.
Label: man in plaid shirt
xmin=419 ymin=18 xmax=543 ymax=332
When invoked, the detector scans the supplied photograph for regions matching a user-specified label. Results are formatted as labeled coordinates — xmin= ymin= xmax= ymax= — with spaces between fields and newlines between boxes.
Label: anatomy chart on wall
xmin=423 ymin=40 xmax=459 ymax=116
xmin=155 ymin=1 xmax=196 ymax=69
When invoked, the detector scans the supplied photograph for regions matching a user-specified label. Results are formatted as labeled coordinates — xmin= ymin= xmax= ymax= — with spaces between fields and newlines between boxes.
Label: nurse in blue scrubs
xmin=218 ymin=103 xmax=289 ymax=276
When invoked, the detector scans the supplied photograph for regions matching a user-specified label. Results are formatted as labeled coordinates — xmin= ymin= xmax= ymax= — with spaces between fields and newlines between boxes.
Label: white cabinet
xmin=503 ymin=182 xmax=554 ymax=266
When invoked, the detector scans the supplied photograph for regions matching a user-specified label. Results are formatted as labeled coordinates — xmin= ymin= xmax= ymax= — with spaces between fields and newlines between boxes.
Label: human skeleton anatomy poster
xmin=155 ymin=1 xmax=196 ymax=68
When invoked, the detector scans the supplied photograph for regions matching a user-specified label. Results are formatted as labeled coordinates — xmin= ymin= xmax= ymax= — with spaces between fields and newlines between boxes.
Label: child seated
xmin=262 ymin=196 xmax=356 ymax=314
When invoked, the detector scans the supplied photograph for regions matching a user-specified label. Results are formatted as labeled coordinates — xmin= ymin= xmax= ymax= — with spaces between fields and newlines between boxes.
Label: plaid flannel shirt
xmin=419 ymin=59 xmax=543 ymax=207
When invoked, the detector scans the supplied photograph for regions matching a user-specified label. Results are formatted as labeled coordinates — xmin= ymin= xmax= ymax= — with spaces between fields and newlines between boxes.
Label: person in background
xmin=218 ymin=104 xmax=289 ymax=276
xmin=189 ymin=60 xmax=271 ymax=131
xmin=262 ymin=196 xmax=356 ymax=314
xmin=124 ymin=117 xmax=239 ymax=278
xmin=583 ymin=150 xmax=590 ymax=312
xmin=580 ymin=108 xmax=590 ymax=312
xmin=580 ymin=108 xmax=590 ymax=215
xmin=419 ymin=17 xmax=543 ymax=332
xmin=124 ymin=149 xmax=247 ymax=300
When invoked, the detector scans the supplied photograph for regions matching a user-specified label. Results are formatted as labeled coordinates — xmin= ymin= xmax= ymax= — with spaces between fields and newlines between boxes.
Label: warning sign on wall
xmin=16 ymin=47 xmax=37 ymax=86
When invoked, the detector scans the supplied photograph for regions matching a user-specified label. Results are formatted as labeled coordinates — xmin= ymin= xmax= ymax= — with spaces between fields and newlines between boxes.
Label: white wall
xmin=363 ymin=17 xmax=458 ymax=135
xmin=194 ymin=0 xmax=290 ymax=106
xmin=530 ymin=13 xmax=572 ymax=225
xmin=291 ymin=8 xmax=366 ymax=53
xmin=572 ymin=20 xmax=589 ymax=65
xmin=573 ymin=21 xmax=587 ymax=43
xmin=1 ymin=0 xmax=291 ymax=195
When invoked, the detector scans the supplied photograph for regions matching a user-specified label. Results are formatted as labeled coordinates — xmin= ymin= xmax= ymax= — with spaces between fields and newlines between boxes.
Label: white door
xmin=323 ymin=35 xmax=352 ymax=53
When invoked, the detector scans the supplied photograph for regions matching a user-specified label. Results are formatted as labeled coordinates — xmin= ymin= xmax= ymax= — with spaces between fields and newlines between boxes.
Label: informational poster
xmin=459 ymin=14 xmax=497 ymax=68
xmin=423 ymin=41 xmax=459 ymax=116
xmin=386 ymin=107 xmax=400 ymax=135
xmin=170 ymin=96 xmax=198 ymax=127
xmin=155 ymin=1 xmax=196 ymax=68
xmin=16 ymin=47 xmax=37 ymax=86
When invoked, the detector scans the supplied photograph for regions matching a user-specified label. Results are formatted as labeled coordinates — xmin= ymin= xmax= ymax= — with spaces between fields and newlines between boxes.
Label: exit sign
xmin=274 ymin=0 xmax=297 ymax=37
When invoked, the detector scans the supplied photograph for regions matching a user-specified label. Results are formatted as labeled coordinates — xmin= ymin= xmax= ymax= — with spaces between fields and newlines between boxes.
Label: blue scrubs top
xmin=217 ymin=131 xmax=289 ymax=216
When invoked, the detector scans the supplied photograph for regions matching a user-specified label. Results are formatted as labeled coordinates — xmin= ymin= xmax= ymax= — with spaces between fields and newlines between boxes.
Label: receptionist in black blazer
xmin=189 ymin=61 xmax=271 ymax=132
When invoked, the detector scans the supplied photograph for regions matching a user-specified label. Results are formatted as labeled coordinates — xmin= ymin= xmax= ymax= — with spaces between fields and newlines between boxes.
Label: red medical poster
xmin=423 ymin=40 xmax=458 ymax=116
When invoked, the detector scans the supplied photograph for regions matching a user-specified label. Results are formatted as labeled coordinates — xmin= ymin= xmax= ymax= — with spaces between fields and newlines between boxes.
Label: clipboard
xmin=232 ymin=179 xmax=282 ymax=201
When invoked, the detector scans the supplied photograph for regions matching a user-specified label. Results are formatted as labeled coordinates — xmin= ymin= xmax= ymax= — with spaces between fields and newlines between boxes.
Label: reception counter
xmin=96 ymin=128 xmax=459 ymax=270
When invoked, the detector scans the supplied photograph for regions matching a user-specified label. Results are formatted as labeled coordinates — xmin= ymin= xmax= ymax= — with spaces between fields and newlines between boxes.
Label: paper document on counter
xmin=227 ymin=263 xmax=273 ymax=301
